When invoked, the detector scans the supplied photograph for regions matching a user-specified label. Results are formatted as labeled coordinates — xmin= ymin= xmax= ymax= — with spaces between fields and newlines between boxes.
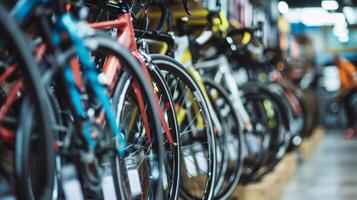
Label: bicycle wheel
xmin=0 ymin=4 xmax=55 ymax=200
xmin=240 ymin=83 xmax=290 ymax=183
xmin=269 ymin=82 xmax=304 ymax=150
xmin=112 ymin=70 xmax=180 ymax=200
xmin=150 ymin=54 xmax=216 ymax=200
xmin=110 ymin=65 xmax=181 ymax=200
xmin=239 ymin=91 xmax=272 ymax=184
xmin=83 ymin=36 xmax=165 ymax=199
xmin=148 ymin=66 xmax=181 ymax=200
xmin=302 ymin=88 xmax=319 ymax=134
xmin=278 ymin=79 xmax=311 ymax=138
xmin=204 ymin=79 xmax=243 ymax=199
xmin=299 ymin=88 xmax=318 ymax=137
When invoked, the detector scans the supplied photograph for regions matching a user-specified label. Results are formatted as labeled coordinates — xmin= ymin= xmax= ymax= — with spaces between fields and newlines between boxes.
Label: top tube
xmin=10 ymin=0 xmax=49 ymax=22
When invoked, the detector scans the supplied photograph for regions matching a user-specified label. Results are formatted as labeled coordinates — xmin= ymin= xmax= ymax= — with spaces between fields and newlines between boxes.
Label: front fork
xmin=187 ymin=66 xmax=223 ymax=134
xmin=133 ymin=51 xmax=174 ymax=147
xmin=57 ymin=13 xmax=126 ymax=156
xmin=213 ymin=65 xmax=253 ymax=133
xmin=63 ymin=63 xmax=126 ymax=156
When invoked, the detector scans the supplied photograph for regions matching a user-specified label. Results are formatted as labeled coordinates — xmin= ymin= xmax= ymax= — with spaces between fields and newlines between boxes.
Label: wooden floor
xmin=281 ymin=129 xmax=357 ymax=200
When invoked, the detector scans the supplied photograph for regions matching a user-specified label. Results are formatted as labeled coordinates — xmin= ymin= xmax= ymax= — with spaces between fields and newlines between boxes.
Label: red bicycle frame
xmin=90 ymin=13 xmax=174 ymax=146
xmin=0 ymin=45 xmax=47 ymax=144
xmin=284 ymin=89 xmax=303 ymax=115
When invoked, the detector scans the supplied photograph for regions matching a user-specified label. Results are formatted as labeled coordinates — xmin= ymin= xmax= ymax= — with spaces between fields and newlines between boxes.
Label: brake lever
xmin=183 ymin=0 xmax=191 ymax=15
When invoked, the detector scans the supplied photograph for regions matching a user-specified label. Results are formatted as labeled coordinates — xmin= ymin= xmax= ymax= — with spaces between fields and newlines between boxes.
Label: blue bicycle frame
xmin=11 ymin=0 xmax=126 ymax=155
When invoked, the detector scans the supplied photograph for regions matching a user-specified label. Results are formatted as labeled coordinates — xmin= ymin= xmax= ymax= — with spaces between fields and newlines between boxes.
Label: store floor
xmin=281 ymin=129 xmax=357 ymax=200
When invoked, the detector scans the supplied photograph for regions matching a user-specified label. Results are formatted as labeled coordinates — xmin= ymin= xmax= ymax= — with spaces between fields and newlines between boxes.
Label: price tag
xmin=101 ymin=163 xmax=117 ymax=200
xmin=183 ymin=149 xmax=198 ymax=177
xmin=63 ymin=179 xmax=84 ymax=200
xmin=242 ymin=142 xmax=248 ymax=159
xmin=195 ymin=151 xmax=208 ymax=174
xmin=102 ymin=175 xmax=116 ymax=200
xmin=193 ymin=143 xmax=208 ymax=174
xmin=162 ymin=165 xmax=169 ymax=190
xmin=246 ymin=134 xmax=261 ymax=154
xmin=125 ymin=157 xmax=142 ymax=197
xmin=61 ymin=165 xmax=84 ymax=200
xmin=228 ymin=141 xmax=238 ymax=160
xmin=216 ymin=146 xmax=222 ymax=165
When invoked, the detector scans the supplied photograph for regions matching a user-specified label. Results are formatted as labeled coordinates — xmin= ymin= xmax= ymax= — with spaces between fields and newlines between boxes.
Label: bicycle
xmin=8 ymin=1 xmax=166 ymax=199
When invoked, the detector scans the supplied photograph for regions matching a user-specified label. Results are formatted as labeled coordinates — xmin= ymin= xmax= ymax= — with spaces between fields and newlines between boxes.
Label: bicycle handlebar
xmin=227 ymin=21 xmax=263 ymax=37
xmin=150 ymin=0 xmax=169 ymax=32
xmin=151 ymin=0 xmax=191 ymax=32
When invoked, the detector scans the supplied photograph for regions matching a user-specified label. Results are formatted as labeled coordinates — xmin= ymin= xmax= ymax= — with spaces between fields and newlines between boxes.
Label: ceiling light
xmin=301 ymin=8 xmax=329 ymax=26
xmin=284 ymin=8 xmax=301 ymax=23
xmin=278 ymin=1 xmax=289 ymax=14
xmin=328 ymin=12 xmax=346 ymax=25
xmin=333 ymin=21 xmax=347 ymax=29
xmin=338 ymin=35 xmax=349 ymax=43
xmin=343 ymin=7 xmax=357 ymax=24
xmin=333 ymin=26 xmax=348 ymax=37
xmin=321 ymin=0 xmax=339 ymax=10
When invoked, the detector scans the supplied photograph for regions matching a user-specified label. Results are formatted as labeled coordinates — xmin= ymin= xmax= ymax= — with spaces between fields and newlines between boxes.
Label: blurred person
xmin=333 ymin=55 xmax=357 ymax=138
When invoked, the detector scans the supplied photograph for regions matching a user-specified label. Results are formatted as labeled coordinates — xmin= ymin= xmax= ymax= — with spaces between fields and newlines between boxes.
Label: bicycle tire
xmin=204 ymin=79 xmax=243 ymax=200
xmin=0 ymin=4 xmax=55 ymax=200
xmin=150 ymin=54 xmax=216 ymax=200
xmin=240 ymin=83 xmax=290 ymax=183
xmin=148 ymin=66 xmax=181 ymax=200
xmin=111 ymin=64 xmax=181 ymax=200
xmin=83 ymin=36 xmax=165 ymax=199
